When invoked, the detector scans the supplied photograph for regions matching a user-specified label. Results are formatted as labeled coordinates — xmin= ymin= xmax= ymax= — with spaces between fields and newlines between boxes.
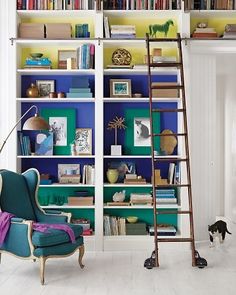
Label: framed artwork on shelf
xmin=58 ymin=164 xmax=81 ymax=184
xmin=36 ymin=80 xmax=55 ymax=97
xmin=74 ymin=128 xmax=92 ymax=155
xmin=41 ymin=108 xmax=76 ymax=155
xmin=125 ymin=108 xmax=160 ymax=155
xmin=110 ymin=79 xmax=132 ymax=98
xmin=35 ymin=132 xmax=53 ymax=155
xmin=58 ymin=49 xmax=77 ymax=69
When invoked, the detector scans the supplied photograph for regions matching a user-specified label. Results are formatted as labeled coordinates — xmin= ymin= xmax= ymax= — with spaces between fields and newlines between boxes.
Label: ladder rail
xmin=177 ymin=33 xmax=196 ymax=266
xmin=146 ymin=33 xmax=159 ymax=267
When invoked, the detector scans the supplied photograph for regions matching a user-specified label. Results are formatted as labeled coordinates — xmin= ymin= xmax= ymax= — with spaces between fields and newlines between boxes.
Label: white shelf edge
xmin=17 ymin=10 xmax=96 ymax=18
xmin=103 ymin=155 xmax=181 ymax=159
xmin=103 ymin=68 xmax=178 ymax=75
xmin=18 ymin=155 xmax=95 ymax=158
xmin=41 ymin=205 xmax=95 ymax=209
xmin=104 ymin=205 xmax=180 ymax=209
xmin=16 ymin=39 xmax=97 ymax=46
xmin=17 ymin=98 xmax=95 ymax=102
xmin=190 ymin=9 xmax=236 ymax=17
xmin=39 ymin=184 xmax=95 ymax=187
xmin=104 ymin=9 xmax=181 ymax=17
xmin=104 ymin=183 xmax=152 ymax=187
xmin=104 ymin=234 xmax=180 ymax=240
xmin=103 ymin=97 xmax=181 ymax=102
xmin=17 ymin=69 xmax=95 ymax=75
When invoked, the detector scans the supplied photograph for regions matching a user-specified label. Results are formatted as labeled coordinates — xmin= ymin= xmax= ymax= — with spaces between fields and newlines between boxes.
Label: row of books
xmin=18 ymin=133 xmax=31 ymax=155
xmin=156 ymin=189 xmax=177 ymax=204
xmin=187 ymin=0 xmax=236 ymax=10
xmin=17 ymin=0 xmax=95 ymax=10
xmin=82 ymin=165 xmax=95 ymax=184
xmin=77 ymin=44 xmax=95 ymax=69
xmin=102 ymin=0 xmax=181 ymax=10
xmin=104 ymin=215 xmax=126 ymax=235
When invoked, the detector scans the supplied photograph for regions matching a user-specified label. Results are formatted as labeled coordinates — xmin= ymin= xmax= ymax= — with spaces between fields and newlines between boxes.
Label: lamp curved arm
xmin=0 ymin=105 xmax=38 ymax=154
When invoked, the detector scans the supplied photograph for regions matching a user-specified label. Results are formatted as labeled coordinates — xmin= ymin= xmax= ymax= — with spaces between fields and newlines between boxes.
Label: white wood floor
xmin=0 ymin=224 xmax=235 ymax=295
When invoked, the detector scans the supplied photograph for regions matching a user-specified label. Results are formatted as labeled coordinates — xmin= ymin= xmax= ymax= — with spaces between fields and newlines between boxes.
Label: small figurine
xmin=112 ymin=190 xmax=126 ymax=202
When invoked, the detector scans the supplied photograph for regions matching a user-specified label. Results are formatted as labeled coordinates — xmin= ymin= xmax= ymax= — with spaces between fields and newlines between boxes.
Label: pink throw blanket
xmin=0 ymin=212 xmax=14 ymax=246
xmin=0 ymin=211 xmax=76 ymax=245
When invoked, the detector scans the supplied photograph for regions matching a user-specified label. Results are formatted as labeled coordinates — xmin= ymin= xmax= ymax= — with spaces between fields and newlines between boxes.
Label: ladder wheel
xmin=195 ymin=250 xmax=207 ymax=269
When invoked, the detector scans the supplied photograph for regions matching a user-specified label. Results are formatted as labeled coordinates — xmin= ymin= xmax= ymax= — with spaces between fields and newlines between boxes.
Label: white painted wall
xmin=216 ymin=55 xmax=236 ymax=223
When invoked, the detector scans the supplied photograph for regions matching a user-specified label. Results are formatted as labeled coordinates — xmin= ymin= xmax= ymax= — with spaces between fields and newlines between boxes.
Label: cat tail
xmin=226 ymin=229 xmax=232 ymax=234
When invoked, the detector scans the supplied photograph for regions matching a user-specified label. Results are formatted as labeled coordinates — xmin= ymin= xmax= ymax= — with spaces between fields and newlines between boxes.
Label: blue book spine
xmin=69 ymin=88 xmax=91 ymax=93
xmin=66 ymin=93 xmax=93 ymax=98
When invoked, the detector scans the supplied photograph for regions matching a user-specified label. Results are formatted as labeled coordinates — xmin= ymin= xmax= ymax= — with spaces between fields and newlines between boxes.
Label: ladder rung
xmin=152 ymin=133 xmax=186 ymax=137
xmin=155 ymin=184 xmax=190 ymax=188
xmin=152 ymin=108 xmax=185 ymax=113
xmin=147 ymin=37 xmax=179 ymax=42
xmin=157 ymin=238 xmax=193 ymax=243
xmin=151 ymin=85 xmax=184 ymax=90
xmin=156 ymin=210 xmax=192 ymax=215
xmin=154 ymin=158 xmax=188 ymax=162
xmin=149 ymin=62 xmax=182 ymax=68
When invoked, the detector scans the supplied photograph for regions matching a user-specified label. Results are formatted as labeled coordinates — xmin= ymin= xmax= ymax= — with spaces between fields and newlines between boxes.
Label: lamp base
xmin=111 ymin=145 xmax=122 ymax=156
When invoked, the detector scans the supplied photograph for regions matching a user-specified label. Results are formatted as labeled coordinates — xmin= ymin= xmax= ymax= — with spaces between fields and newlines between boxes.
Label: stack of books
xmin=40 ymin=174 xmax=52 ymax=185
xmin=71 ymin=218 xmax=93 ymax=236
xmin=104 ymin=215 xmax=126 ymax=235
xmin=156 ymin=189 xmax=177 ymax=204
xmin=192 ymin=27 xmax=218 ymax=38
xmin=130 ymin=193 xmax=152 ymax=206
xmin=66 ymin=87 xmax=92 ymax=98
xmin=223 ymin=24 xmax=236 ymax=39
xmin=124 ymin=174 xmax=146 ymax=185
xmin=149 ymin=225 xmax=177 ymax=236
xmin=24 ymin=57 xmax=52 ymax=69
xmin=110 ymin=25 xmax=136 ymax=39
xmin=66 ymin=77 xmax=93 ymax=98
xmin=77 ymin=43 xmax=95 ymax=69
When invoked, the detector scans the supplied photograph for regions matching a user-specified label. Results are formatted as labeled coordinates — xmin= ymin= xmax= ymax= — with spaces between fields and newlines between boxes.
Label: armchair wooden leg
xmin=78 ymin=245 xmax=85 ymax=269
xmin=39 ymin=257 xmax=46 ymax=285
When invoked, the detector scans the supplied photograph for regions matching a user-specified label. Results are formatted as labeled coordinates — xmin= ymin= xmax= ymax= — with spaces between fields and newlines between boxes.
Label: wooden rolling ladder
xmin=144 ymin=33 xmax=207 ymax=269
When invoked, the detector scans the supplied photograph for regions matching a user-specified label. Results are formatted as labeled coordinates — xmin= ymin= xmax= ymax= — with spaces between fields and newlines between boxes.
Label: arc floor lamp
xmin=0 ymin=105 xmax=49 ymax=154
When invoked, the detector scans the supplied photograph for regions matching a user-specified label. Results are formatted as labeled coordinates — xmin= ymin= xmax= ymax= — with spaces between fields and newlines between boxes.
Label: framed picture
xmin=58 ymin=164 xmax=80 ymax=184
xmin=36 ymin=80 xmax=55 ymax=97
xmin=75 ymin=128 xmax=92 ymax=155
xmin=110 ymin=79 xmax=132 ymax=98
xmin=35 ymin=132 xmax=53 ymax=155
xmin=41 ymin=108 xmax=76 ymax=155
xmin=58 ymin=49 xmax=77 ymax=69
xmin=124 ymin=108 xmax=160 ymax=155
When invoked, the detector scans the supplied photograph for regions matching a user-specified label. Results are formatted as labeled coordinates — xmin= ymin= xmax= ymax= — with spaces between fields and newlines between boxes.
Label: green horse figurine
xmin=149 ymin=19 xmax=174 ymax=37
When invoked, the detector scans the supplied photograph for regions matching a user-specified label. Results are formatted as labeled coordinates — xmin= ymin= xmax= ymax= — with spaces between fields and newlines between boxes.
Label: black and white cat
xmin=208 ymin=220 xmax=232 ymax=247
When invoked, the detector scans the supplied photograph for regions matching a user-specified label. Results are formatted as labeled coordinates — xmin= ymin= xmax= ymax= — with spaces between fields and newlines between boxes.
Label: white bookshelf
xmin=5 ymin=0 xmax=193 ymax=252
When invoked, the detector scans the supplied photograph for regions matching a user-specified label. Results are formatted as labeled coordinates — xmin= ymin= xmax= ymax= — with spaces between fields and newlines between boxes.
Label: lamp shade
xmin=23 ymin=114 xmax=50 ymax=130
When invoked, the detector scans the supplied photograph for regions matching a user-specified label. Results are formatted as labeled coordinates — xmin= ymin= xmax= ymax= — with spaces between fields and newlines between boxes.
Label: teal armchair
xmin=0 ymin=168 xmax=84 ymax=284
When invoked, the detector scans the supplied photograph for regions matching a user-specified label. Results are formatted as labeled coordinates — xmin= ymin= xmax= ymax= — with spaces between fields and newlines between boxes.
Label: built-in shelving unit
xmin=8 ymin=0 xmax=228 ymax=251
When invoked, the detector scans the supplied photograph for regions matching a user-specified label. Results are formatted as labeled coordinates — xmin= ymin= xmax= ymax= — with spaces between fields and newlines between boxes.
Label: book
xmin=66 ymin=92 xmax=93 ymax=98
xmin=106 ymin=202 xmax=130 ymax=206
xmin=168 ymin=163 xmax=175 ymax=184
xmin=192 ymin=32 xmax=218 ymax=38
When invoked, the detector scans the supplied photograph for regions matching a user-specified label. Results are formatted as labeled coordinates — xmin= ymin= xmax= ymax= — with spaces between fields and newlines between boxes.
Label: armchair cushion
xmin=33 ymin=236 xmax=83 ymax=257
xmin=32 ymin=223 xmax=83 ymax=247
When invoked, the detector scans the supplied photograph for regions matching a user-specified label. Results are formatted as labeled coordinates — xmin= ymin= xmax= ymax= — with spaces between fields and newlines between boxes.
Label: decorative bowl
xmin=126 ymin=216 xmax=138 ymax=223
xmin=30 ymin=53 xmax=43 ymax=59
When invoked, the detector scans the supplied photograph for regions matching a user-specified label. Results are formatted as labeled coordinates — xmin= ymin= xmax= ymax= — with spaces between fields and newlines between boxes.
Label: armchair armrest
xmin=38 ymin=210 xmax=71 ymax=223
xmin=1 ymin=220 xmax=34 ymax=258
